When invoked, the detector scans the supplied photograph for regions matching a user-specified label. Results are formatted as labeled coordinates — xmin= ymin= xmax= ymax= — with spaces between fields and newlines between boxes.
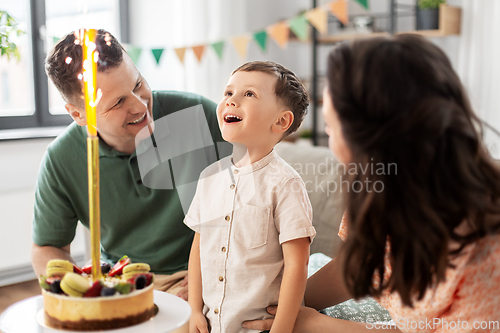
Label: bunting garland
xmin=330 ymin=0 xmax=349 ymax=26
xmin=354 ymin=0 xmax=369 ymax=10
xmin=253 ymin=31 xmax=268 ymax=52
xmin=267 ymin=22 xmax=290 ymax=49
xmin=305 ymin=7 xmax=328 ymax=34
xmin=151 ymin=48 xmax=164 ymax=65
xmin=288 ymin=15 xmax=309 ymax=41
xmin=211 ymin=41 xmax=225 ymax=60
xmin=232 ymin=35 xmax=251 ymax=59
xmin=174 ymin=48 xmax=186 ymax=64
xmin=192 ymin=45 xmax=205 ymax=63
xmin=59 ymin=0 xmax=354 ymax=66
xmin=125 ymin=45 xmax=142 ymax=64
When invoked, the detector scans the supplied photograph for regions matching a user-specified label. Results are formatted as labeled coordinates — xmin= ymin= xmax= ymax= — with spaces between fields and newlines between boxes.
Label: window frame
xmin=0 ymin=0 xmax=129 ymax=133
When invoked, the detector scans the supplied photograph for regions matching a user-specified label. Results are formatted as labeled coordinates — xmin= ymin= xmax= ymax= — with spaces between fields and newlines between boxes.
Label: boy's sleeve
xmin=183 ymin=171 xmax=204 ymax=234
xmin=274 ymin=177 xmax=316 ymax=244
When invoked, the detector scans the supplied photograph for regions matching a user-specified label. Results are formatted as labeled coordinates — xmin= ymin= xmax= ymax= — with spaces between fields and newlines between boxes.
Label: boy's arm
xmin=188 ymin=232 xmax=209 ymax=333
xmin=270 ymin=237 xmax=311 ymax=333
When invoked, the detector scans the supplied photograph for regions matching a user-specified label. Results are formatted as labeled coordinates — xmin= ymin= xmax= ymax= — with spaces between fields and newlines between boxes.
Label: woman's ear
xmin=65 ymin=103 xmax=87 ymax=127
xmin=272 ymin=111 xmax=294 ymax=134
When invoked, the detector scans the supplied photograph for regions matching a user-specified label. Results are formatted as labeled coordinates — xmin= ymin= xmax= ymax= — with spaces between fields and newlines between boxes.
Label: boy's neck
xmin=232 ymin=143 xmax=275 ymax=168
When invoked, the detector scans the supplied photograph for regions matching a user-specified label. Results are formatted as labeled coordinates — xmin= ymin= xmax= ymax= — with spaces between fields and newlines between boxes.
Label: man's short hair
xmin=45 ymin=29 xmax=124 ymax=106
xmin=232 ymin=61 xmax=309 ymax=136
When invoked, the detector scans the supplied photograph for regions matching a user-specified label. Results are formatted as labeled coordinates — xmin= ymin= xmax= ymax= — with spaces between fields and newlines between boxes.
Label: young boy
xmin=184 ymin=61 xmax=316 ymax=333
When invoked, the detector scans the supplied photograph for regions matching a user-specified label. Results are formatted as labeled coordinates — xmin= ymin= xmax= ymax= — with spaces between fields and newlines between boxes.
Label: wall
xmin=0 ymin=138 xmax=87 ymax=286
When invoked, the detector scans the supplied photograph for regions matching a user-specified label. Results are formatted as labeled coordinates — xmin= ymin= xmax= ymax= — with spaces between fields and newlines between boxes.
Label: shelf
xmin=318 ymin=32 xmax=390 ymax=44
xmin=316 ymin=4 xmax=461 ymax=45
xmin=308 ymin=3 xmax=462 ymax=146
xmin=399 ymin=4 xmax=462 ymax=37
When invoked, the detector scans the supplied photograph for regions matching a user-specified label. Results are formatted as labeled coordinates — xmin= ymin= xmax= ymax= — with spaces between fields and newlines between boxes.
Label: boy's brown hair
xmin=232 ymin=61 xmax=309 ymax=136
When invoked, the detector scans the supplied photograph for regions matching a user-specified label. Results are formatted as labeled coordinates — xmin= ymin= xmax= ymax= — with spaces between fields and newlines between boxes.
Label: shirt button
xmin=225 ymin=215 xmax=230 ymax=221
xmin=230 ymin=184 xmax=235 ymax=189
xmin=218 ymin=276 xmax=224 ymax=282
xmin=221 ymin=247 xmax=226 ymax=252
xmin=233 ymin=169 xmax=239 ymax=174
xmin=214 ymin=309 xmax=219 ymax=314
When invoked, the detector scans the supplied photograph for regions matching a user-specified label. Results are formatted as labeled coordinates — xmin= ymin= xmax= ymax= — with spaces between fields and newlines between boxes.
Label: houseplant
xmin=0 ymin=10 xmax=25 ymax=61
xmin=416 ymin=0 xmax=446 ymax=30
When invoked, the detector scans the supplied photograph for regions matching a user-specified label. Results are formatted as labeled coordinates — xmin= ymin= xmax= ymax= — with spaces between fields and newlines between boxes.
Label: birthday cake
xmin=39 ymin=257 xmax=155 ymax=331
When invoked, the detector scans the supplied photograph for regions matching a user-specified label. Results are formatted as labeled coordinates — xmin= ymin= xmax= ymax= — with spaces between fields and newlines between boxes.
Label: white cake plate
xmin=0 ymin=290 xmax=190 ymax=333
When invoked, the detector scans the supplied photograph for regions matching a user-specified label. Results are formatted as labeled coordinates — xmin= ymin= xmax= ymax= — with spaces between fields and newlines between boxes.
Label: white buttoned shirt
xmin=184 ymin=150 xmax=316 ymax=333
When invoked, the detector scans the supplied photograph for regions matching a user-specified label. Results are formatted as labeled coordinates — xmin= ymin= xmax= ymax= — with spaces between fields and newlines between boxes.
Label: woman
xmin=244 ymin=34 xmax=500 ymax=332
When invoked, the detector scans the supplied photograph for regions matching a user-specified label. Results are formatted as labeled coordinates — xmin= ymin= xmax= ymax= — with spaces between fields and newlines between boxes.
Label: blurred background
xmin=0 ymin=0 xmax=498 ymax=288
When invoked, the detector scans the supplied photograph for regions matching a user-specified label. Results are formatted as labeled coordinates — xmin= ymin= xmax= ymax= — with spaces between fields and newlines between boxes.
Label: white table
xmin=0 ymin=290 xmax=190 ymax=333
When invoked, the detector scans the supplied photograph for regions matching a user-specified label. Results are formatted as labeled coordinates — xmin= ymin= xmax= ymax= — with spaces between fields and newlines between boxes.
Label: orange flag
xmin=232 ymin=35 xmax=251 ymax=59
xmin=267 ymin=22 xmax=290 ymax=49
xmin=329 ymin=0 xmax=349 ymax=26
xmin=192 ymin=45 xmax=206 ymax=63
xmin=174 ymin=48 xmax=186 ymax=64
xmin=305 ymin=7 xmax=328 ymax=34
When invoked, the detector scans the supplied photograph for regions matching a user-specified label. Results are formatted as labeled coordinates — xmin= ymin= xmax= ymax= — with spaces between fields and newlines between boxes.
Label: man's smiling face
xmin=95 ymin=54 xmax=154 ymax=154
xmin=69 ymin=53 xmax=154 ymax=154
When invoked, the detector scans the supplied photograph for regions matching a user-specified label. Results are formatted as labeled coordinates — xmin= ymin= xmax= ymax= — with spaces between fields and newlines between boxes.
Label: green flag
xmin=151 ymin=48 xmax=164 ymax=65
xmin=354 ymin=0 xmax=369 ymax=10
xmin=253 ymin=30 xmax=268 ymax=52
xmin=52 ymin=36 xmax=60 ymax=44
xmin=288 ymin=15 xmax=309 ymax=41
xmin=127 ymin=45 xmax=142 ymax=64
xmin=211 ymin=41 xmax=225 ymax=60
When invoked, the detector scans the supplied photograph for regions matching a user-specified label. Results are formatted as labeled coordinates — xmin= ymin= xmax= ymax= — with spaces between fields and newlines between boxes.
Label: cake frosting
xmin=42 ymin=282 xmax=155 ymax=330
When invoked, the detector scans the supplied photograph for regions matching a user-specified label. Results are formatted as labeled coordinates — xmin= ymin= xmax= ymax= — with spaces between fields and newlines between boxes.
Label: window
xmin=0 ymin=0 xmax=121 ymax=132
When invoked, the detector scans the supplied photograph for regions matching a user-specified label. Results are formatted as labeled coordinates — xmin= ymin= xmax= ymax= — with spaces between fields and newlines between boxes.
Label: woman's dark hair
xmin=327 ymin=34 xmax=500 ymax=306
xmin=45 ymin=29 xmax=124 ymax=106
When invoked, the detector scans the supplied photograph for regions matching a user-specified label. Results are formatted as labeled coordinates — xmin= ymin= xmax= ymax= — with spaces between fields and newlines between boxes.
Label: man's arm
xmin=305 ymin=254 xmax=351 ymax=310
xmin=269 ymin=237 xmax=310 ymax=333
xmin=31 ymin=243 xmax=74 ymax=277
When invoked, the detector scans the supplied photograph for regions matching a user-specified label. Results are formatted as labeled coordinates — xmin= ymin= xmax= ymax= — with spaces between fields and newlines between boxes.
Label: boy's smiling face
xmin=217 ymin=71 xmax=287 ymax=148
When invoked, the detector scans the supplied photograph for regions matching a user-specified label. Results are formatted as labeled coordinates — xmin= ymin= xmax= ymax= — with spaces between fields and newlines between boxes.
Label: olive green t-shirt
xmin=32 ymin=91 xmax=228 ymax=274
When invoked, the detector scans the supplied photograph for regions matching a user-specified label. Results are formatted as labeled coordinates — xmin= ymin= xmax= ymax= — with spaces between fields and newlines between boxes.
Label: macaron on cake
xmin=39 ymin=256 xmax=155 ymax=331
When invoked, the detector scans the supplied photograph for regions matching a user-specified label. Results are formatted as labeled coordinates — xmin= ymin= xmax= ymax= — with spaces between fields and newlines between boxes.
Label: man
xmin=31 ymin=29 xmax=226 ymax=299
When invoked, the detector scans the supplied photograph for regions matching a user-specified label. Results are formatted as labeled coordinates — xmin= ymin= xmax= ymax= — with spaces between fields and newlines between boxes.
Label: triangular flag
xmin=329 ymin=0 xmax=349 ymax=26
xmin=253 ymin=30 xmax=268 ymax=52
xmin=191 ymin=45 xmax=206 ymax=63
xmin=211 ymin=41 xmax=225 ymax=60
xmin=288 ymin=15 xmax=309 ymax=41
xmin=354 ymin=0 xmax=369 ymax=10
xmin=305 ymin=7 xmax=328 ymax=34
xmin=126 ymin=45 xmax=142 ymax=64
xmin=151 ymin=48 xmax=164 ymax=65
xmin=267 ymin=22 xmax=289 ymax=49
xmin=174 ymin=48 xmax=186 ymax=64
xmin=53 ymin=36 xmax=60 ymax=44
xmin=232 ymin=35 xmax=251 ymax=59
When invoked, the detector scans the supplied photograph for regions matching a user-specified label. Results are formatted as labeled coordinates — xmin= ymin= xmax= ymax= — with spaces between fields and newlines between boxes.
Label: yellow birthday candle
xmin=82 ymin=28 xmax=101 ymax=281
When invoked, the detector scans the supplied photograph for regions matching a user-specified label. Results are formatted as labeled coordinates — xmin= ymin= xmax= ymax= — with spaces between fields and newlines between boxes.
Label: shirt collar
xmin=228 ymin=149 xmax=277 ymax=176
